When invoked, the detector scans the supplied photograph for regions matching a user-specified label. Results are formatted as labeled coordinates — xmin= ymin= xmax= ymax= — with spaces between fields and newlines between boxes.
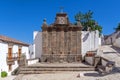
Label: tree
xmin=115 ymin=23 xmax=120 ymax=32
xmin=74 ymin=10 xmax=102 ymax=35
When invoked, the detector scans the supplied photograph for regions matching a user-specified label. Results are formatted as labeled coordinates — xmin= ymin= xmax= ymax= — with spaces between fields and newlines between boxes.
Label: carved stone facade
xmin=41 ymin=12 xmax=82 ymax=62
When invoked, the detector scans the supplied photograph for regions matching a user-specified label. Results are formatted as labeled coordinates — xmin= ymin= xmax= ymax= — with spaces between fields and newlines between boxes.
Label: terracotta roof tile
xmin=0 ymin=35 xmax=29 ymax=46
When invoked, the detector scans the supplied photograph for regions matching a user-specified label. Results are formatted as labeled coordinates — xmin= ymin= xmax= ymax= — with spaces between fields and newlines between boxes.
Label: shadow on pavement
xmin=84 ymin=67 xmax=120 ymax=77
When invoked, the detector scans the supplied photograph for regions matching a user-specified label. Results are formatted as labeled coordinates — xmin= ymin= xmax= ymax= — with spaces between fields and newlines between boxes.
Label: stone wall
xmin=43 ymin=30 xmax=81 ymax=55
xmin=41 ymin=28 xmax=82 ymax=62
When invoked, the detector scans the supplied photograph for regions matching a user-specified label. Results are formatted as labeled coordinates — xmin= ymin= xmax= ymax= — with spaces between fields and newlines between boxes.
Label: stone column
xmin=51 ymin=29 xmax=56 ymax=54
xmin=71 ymin=30 xmax=77 ymax=54
xmin=48 ymin=31 xmax=52 ymax=54
xmin=42 ymin=30 xmax=48 ymax=54
xmin=56 ymin=30 xmax=59 ymax=54
xmin=76 ymin=29 xmax=82 ymax=62
xmin=80 ymin=30 xmax=82 ymax=55
xmin=70 ymin=29 xmax=72 ymax=54
xmin=64 ymin=31 xmax=67 ymax=55
xmin=68 ymin=28 xmax=73 ymax=62
xmin=66 ymin=30 xmax=71 ymax=62
xmin=50 ymin=32 xmax=52 ymax=54
xmin=77 ymin=30 xmax=81 ymax=54
xmin=59 ymin=28 xmax=64 ymax=62
xmin=60 ymin=28 xmax=64 ymax=55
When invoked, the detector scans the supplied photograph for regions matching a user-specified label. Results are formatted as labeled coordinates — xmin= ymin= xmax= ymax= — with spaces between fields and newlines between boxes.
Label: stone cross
xmin=60 ymin=7 xmax=64 ymax=13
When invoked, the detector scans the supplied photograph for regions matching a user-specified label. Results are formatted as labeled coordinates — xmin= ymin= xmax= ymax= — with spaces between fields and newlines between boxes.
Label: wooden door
xmin=8 ymin=48 xmax=12 ymax=71
xmin=18 ymin=49 xmax=21 ymax=58
xmin=8 ymin=48 xmax=12 ymax=59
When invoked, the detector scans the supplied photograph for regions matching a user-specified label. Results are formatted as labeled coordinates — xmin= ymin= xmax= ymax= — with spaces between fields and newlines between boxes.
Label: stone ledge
xmin=41 ymin=54 xmax=82 ymax=63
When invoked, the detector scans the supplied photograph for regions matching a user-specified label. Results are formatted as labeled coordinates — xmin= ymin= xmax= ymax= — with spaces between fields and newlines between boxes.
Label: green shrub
xmin=1 ymin=71 xmax=8 ymax=78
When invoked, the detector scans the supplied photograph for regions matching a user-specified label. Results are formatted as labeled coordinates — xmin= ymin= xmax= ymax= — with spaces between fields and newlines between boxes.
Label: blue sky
xmin=0 ymin=0 xmax=120 ymax=44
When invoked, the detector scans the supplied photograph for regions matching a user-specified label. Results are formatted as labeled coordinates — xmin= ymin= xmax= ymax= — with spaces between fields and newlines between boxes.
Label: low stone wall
xmin=27 ymin=58 xmax=39 ymax=65
xmin=97 ymin=57 xmax=115 ymax=74
xmin=84 ymin=51 xmax=97 ymax=66
xmin=85 ymin=56 xmax=94 ymax=65
xmin=84 ymin=55 xmax=115 ymax=72
xmin=101 ymin=57 xmax=109 ymax=66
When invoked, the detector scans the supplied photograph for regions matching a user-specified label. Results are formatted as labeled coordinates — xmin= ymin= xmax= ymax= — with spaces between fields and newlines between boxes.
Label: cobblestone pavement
xmin=14 ymin=71 xmax=120 ymax=80
xmin=0 ymin=76 xmax=16 ymax=80
xmin=3 ymin=45 xmax=120 ymax=80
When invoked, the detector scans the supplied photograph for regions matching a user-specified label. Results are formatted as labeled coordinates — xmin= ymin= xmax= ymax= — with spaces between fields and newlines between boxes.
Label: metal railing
xmin=6 ymin=53 xmax=26 ymax=65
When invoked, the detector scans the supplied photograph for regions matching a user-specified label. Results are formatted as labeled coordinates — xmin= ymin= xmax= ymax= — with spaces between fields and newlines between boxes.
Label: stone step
xmin=20 ymin=67 xmax=94 ymax=71
xmin=22 ymin=66 xmax=94 ymax=68
xmin=18 ymin=63 xmax=95 ymax=74
xmin=19 ymin=70 xmax=94 ymax=74
xmin=19 ymin=67 xmax=95 ymax=74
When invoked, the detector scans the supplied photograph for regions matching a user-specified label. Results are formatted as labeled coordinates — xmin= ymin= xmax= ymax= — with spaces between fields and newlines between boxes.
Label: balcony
xmin=6 ymin=58 xmax=15 ymax=65
xmin=6 ymin=53 xmax=20 ymax=65
xmin=6 ymin=53 xmax=27 ymax=66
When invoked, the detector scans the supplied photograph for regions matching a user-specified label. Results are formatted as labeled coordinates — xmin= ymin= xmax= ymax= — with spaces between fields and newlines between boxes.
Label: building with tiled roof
xmin=0 ymin=35 xmax=29 ymax=46
xmin=0 ymin=35 xmax=29 ymax=76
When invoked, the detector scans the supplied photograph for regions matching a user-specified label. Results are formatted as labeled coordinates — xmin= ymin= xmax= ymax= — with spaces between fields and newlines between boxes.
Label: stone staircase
xmin=18 ymin=63 xmax=95 ymax=74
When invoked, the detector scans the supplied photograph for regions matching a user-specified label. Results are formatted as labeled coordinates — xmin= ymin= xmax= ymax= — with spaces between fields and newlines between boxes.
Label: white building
xmin=103 ymin=31 xmax=120 ymax=49
xmin=104 ymin=31 xmax=120 ymax=45
xmin=113 ymin=38 xmax=120 ymax=48
xmin=0 ymin=35 xmax=29 ymax=76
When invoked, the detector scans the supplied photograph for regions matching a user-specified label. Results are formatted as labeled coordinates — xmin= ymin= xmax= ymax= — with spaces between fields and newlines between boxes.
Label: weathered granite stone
xmin=41 ymin=12 xmax=82 ymax=63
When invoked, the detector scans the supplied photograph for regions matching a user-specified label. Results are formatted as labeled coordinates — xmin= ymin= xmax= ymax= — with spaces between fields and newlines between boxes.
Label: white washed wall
xmin=22 ymin=46 xmax=29 ymax=59
xmin=33 ymin=31 xmax=42 ymax=58
xmin=0 ymin=43 xmax=8 ymax=76
xmin=29 ymin=44 xmax=34 ymax=59
xmin=82 ymin=30 xmax=100 ymax=57
xmin=28 ymin=59 xmax=39 ymax=65
xmin=13 ymin=45 xmax=18 ymax=53
xmin=13 ymin=45 xmax=18 ymax=59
